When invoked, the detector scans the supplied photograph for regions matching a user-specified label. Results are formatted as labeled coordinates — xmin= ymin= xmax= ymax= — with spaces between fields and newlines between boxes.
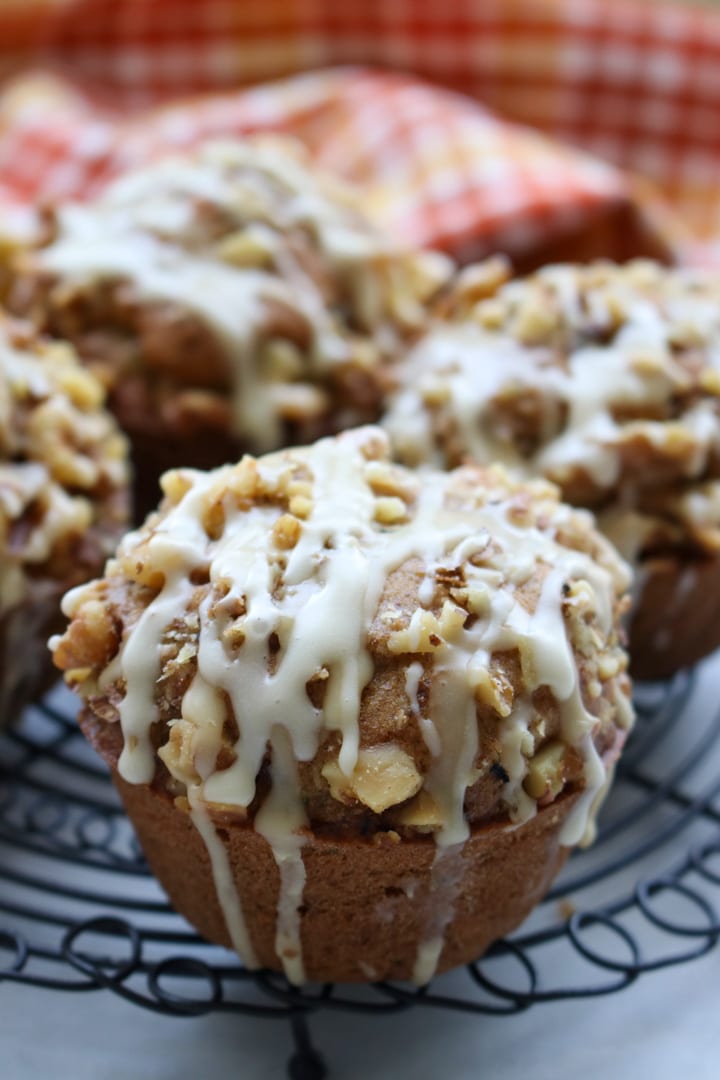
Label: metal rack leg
xmin=288 ymin=1014 xmax=327 ymax=1080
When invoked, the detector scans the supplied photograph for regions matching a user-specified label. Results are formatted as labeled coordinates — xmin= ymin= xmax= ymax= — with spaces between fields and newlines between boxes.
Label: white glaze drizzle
xmin=254 ymin=727 xmax=308 ymax=985
xmin=405 ymin=660 xmax=441 ymax=758
xmin=188 ymin=795 xmax=259 ymax=969
xmin=175 ymin=666 xmax=259 ymax=970
xmin=412 ymin=846 xmax=466 ymax=985
xmin=99 ymin=426 xmax=630 ymax=983
xmin=117 ymin=502 xmax=209 ymax=784
xmin=0 ymin=327 xmax=121 ymax=612
xmin=41 ymin=210 xmax=309 ymax=451
xmin=37 ymin=140 xmax=445 ymax=451
xmin=382 ymin=263 xmax=720 ymax=500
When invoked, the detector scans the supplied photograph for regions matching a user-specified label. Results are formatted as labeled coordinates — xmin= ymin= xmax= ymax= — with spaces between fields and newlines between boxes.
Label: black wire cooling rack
xmin=1 ymin=671 xmax=720 ymax=1080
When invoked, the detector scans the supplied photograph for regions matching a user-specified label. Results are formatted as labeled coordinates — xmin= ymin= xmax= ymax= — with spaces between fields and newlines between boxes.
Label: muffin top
xmin=53 ymin=426 xmax=632 ymax=851
xmin=0 ymin=315 xmax=128 ymax=614
xmin=13 ymin=138 xmax=451 ymax=450
xmin=383 ymin=259 xmax=720 ymax=562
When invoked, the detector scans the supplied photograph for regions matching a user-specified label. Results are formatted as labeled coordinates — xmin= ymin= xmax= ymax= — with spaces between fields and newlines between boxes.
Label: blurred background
xmin=0 ymin=1 xmax=718 ymax=265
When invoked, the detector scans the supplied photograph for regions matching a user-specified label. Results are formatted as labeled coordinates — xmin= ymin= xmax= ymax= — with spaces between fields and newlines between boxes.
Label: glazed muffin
xmin=0 ymin=315 xmax=128 ymax=724
xmin=383 ymin=258 xmax=720 ymax=679
xmin=52 ymin=426 xmax=632 ymax=984
xmin=9 ymin=138 xmax=451 ymax=514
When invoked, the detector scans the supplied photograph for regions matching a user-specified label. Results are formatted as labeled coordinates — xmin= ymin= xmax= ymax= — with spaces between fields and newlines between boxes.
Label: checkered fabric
xmin=0 ymin=0 xmax=718 ymax=264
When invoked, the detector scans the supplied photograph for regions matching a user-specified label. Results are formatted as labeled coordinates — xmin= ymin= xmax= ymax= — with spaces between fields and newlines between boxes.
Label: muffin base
xmin=130 ymin=427 xmax=245 ymax=523
xmin=114 ymin=770 xmax=579 ymax=983
xmin=629 ymin=552 xmax=720 ymax=681
xmin=0 ymin=582 xmax=63 ymax=728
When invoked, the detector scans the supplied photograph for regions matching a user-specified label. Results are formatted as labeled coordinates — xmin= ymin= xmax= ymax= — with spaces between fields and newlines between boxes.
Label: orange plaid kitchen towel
xmin=0 ymin=0 xmax=718 ymax=265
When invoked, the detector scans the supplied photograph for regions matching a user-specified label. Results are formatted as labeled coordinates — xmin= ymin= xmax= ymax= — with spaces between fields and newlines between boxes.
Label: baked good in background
xmin=0 ymin=315 xmax=128 ymax=725
xmin=52 ymin=426 xmax=633 ymax=983
xmin=382 ymin=259 xmax=720 ymax=680
xmin=8 ymin=138 xmax=451 ymax=516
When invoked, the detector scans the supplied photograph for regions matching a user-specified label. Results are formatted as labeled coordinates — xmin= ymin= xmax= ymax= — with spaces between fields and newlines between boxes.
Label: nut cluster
xmin=384 ymin=259 xmax=720 ymax=563
xmin=0 ymin=316 xmax=128 ymax=613
xmin=10 ymin=139 xmax=452 ymax=453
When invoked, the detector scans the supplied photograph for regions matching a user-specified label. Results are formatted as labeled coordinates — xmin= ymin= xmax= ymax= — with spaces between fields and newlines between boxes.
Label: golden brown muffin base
xmin=114 ymin=769 xmax=577 ymax=983
xmin=630 ymin=551 xmax=720 ymax=681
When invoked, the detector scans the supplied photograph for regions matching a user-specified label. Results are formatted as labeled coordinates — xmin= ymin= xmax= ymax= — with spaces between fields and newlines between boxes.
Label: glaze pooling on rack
xmin=54 ymin=425 xmax=633 ymax=984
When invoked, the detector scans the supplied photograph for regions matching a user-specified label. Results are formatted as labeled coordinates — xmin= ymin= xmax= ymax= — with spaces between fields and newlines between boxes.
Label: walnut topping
xmin=473 ymin=663 xmax=515 ymax=718
xmin=322 ymin=744 xmax=423 ymax=813
xmin=159 ymin=719 xmax=200 ymax=787
xmin=53 ymin=426 xmax=631 ymax=873
xmin=449 ymin=256 xmax=512 ymax=307
xmin=263 ymin=340 xmax=304 ymax=382
xmin=373 ymin=496 xmax=409 ymax=525
xmin=420 ymin=378 xmax=451 ymax=406
xmin=383 ymin=260 xmax=720 ymax=566
xmin=53 ymin=591 xmax=119 ymax=673
xmin=0 ymin=316 xmax=128 ymax=618
xmin=473 ymin=297 xmax=507 ymax=330
xmin=15 ymin=138 xmax=453 ymax=458
xmin=288 ymin=494 xmax=312 ymax=519
xmin=272 ymin=513 xmax=302 ymax=549
xmin=222 ymin=620 xmax=246 ymax=651
xmin=388 ymin=609 xmax=443 ymax=654
xmin=161 ymin=469 xmax=194 ymax=505
xmin=395 ymin=789 xmax=443 ymax=830
xmin=216 ymin=228 xmax=274 ymax=268
xmin=268 ymin=383 xmax=329 ymax=421
xmin=202 ymin=497 xmax=226 ymax=541
xmin=225 ymin=458 xmax=262 ymax=503
xmin=523 ymin=741 xmax=567 ymax=802
xmin=514 ymin=296 xmax=560 ymax=345
xmin=364 ymin=460 xmax=417 ymax=500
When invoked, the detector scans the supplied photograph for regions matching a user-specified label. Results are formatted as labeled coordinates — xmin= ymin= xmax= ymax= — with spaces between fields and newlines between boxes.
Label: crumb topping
xmin=383 ymin=259 xmax=720 ymax=563
xmin=0 ymin=316 xmax=128 ymax=613
xmin=16 ymin=138 xmax=451 ymax=450
xmin=54 ymin=425 xmax=631 ymax=832
xmin=52 ymin=426 xmax=632 ymax=984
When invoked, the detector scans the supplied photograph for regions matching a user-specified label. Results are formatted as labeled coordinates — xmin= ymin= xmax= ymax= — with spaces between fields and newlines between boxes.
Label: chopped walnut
xmin=0 ymin=316 xmax=129 ymax=619
xmin=383 ymin=260 xmax=720 ymax=573
xmin=523 ymin=741 xmax=567 ymax=802
xmin=322 ymin=744 xmax=423 ymax=814
xmin=272 ymin=513 xmax=302 ymax=549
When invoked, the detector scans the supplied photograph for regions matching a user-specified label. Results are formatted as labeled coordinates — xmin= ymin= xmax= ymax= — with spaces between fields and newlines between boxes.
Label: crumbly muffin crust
xmin=382 ymin=259 xmax=720 ymax=675
xmin=53 ymin=426 xmax=632 ymax=983
xmin=10 ymin=139 xmax=450 ymax=478
xmin=0 ymin=314 xmax=128 ymax=720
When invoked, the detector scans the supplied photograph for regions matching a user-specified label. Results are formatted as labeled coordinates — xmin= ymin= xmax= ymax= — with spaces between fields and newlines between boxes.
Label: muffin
xmin=52 ymin=426 xmax=632 ymax=983
xmin=0 ymin=315 xmax=128 ymax=725
xmin=382 ymin=258 xmax=720 ymax=679
xmin=9 ymin=138 xmax=451 ymax=515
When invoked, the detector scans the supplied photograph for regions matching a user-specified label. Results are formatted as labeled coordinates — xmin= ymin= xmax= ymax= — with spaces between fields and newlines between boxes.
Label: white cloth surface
xmin=3 ymin=952 xmax=719 ymax=1080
